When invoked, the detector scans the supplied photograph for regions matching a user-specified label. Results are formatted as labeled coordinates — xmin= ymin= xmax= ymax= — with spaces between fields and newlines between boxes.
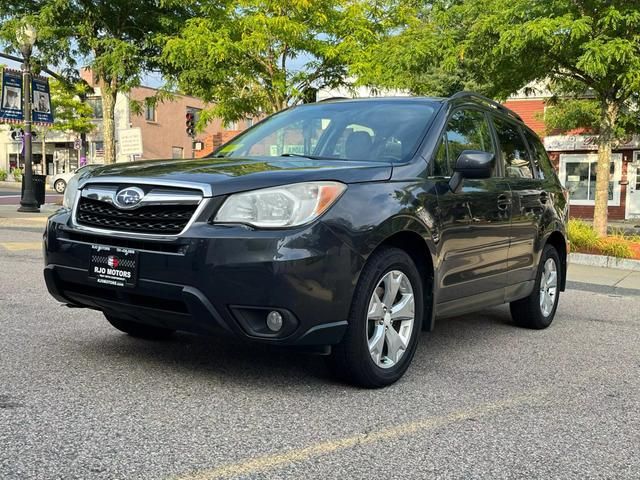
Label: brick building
xmin=504 ymin=94 xmax=640 ymax=220
xmin=78 ymin=69 xmax=253 ymax=164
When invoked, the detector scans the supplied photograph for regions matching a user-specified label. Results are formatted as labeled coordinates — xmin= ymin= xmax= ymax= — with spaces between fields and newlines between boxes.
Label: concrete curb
xmin=569 ymin=252 xmax=640 ymax=271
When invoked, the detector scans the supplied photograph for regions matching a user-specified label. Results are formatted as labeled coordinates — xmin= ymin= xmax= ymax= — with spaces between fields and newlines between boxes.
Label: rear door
xmin=434 ymin=108 xmax=512 ymax=307
xmin=492 ymin=117 xmax=546 ymax=287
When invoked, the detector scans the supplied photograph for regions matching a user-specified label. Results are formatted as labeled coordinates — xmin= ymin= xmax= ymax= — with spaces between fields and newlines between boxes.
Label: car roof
xmin=316 ymin=92 xmax=525 ymax=128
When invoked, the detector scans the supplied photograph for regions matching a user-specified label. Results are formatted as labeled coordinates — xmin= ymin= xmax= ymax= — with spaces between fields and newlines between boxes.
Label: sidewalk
xmin=0 ymin=180 xmax=56 ymax=192
xmin=567 ymin=263 xmax=640 ymax=296
xmin=0 ymin=204 xmax=57 ymax=229
xmin=0 ymin=180 xmax=21 ymax=189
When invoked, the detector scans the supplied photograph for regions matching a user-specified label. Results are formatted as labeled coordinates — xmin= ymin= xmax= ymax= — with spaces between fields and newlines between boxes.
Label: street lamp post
xmin=17 ymin=23 xmax=39 ymax=213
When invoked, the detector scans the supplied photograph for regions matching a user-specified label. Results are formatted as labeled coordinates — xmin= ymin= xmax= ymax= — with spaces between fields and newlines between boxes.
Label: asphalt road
xmin=1 ymin=228 xmax=639 ymax=480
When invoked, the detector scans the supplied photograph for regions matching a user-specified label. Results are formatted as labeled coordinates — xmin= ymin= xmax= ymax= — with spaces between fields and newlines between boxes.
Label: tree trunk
xmin=100 ymin=77 xmax=118 ymax=164
xmin=593 ymin=100 xmax=619 ymax=237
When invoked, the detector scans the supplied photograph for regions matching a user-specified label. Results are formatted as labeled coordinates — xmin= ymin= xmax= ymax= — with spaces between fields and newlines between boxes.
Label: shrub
xmin=12 ymin=168 xmax=22 ymax=182
xmin=567 ymin=218 xmax=636 ymax=258
xmin=598 ymin=237 xmax=633 ymax=259
xmin=567 ymin=218 xmax=599 ymax=251
xmin=0 ymin=169 xmax=7 ymax=181
xmin=609 ymin=226 xmax=640 ymax=244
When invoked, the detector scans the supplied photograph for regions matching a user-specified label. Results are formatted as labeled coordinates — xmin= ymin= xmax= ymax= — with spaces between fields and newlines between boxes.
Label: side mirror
xmin=449 ymin=150 xmax=495 ymax=193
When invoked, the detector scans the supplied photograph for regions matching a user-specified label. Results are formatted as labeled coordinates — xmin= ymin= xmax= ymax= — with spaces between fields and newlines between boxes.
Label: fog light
xmin=266 ymin=311 xmax=284 ymax=332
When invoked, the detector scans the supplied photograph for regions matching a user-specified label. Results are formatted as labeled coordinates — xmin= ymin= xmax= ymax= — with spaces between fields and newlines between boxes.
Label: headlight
xmin=213 ymin=181 xmax=347 ymax=228
xmin=62 ymin=175 xmax=80 ymax=209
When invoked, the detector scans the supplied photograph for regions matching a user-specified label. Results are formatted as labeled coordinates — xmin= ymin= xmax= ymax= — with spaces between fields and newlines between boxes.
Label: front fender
xmin=322 ymin=181 xmax=438 ymax=260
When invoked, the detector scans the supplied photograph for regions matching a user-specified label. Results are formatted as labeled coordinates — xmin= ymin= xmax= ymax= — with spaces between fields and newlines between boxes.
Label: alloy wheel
xmin=539 ymin=258 xmax=558 ymax=317
xmin=366 ymin=270 xmax=415 ymax=369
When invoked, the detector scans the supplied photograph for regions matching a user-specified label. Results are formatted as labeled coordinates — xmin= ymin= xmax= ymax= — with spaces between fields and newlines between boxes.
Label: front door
xmin=628 ymin=158 xmax=640 ymax=218
xmin=433 ymin=108 xmax=512 ymax=308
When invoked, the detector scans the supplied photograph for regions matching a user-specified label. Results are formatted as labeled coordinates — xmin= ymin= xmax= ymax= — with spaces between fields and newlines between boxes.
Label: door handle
xmin=497 ymin=194 xmax=511 ymax=210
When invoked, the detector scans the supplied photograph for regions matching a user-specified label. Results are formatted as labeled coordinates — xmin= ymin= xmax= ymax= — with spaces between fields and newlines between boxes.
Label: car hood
xmin=80 ymin=157 xmax=392 ymax=196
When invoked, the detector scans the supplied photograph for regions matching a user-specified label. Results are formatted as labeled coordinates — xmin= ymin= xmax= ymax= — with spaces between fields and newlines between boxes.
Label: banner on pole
xmin=0 ymin=68 xmax=24 ymax=124
xmin=31 ymin=75 xmax=54 ymax=125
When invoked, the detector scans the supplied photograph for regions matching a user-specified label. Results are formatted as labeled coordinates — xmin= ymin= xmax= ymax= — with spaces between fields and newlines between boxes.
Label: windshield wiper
xmin=280 ymin=153 xmax=326 ymax=160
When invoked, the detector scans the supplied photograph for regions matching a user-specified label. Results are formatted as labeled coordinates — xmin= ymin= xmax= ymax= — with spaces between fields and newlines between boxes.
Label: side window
xmin=524 ymin=130 xmax=554 ymax=180
xmin=494 ymin=118 xmax=534 ymax=179
xmin=445 ymin=109 xmax=495 ymax=174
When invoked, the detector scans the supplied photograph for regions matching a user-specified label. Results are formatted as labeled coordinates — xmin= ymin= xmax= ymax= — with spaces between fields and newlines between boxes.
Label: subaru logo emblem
xmin=114 ymin=187 xmax=144 ymax=209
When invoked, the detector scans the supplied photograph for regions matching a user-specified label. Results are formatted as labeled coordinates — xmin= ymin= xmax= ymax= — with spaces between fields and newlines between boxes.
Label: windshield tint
xmin=212 ymin=100 xmax=438 ymax=163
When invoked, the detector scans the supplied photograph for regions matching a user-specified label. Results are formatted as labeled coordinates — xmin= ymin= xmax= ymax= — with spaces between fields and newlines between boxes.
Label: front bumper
xmin=44 ymin=210 xmax=364 ymax=346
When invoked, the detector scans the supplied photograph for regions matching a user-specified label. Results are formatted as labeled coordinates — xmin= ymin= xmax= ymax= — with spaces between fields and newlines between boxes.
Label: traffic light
xmin=185 ymin=112 xmax=195 ymax=137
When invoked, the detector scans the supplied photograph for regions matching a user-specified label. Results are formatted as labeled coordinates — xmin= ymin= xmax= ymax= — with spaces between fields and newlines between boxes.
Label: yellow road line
xmin=0 ymin=241 xmax=42 ymax=251
xmin=175 ymin=391 xmax=545 ymax=480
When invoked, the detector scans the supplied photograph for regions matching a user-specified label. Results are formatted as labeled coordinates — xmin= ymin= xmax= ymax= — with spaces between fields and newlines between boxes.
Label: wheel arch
xmin=545 ymin=230 xmax=568 ymax=291
xmin=370 ymin=229 xmax=436 ymax=331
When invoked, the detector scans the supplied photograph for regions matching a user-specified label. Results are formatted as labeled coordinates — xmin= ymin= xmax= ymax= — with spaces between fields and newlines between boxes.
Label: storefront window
xmin=560 ymin=153 xmax=622 ymax=206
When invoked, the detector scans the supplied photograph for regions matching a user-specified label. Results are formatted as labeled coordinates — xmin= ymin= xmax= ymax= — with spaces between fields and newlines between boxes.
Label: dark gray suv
xmin=44 ymin=92 xmax=568 ymax=387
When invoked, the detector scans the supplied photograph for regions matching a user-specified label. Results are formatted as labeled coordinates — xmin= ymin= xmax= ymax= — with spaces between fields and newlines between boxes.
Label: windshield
xmin=212 ymin=100 xmax=439 ymax=163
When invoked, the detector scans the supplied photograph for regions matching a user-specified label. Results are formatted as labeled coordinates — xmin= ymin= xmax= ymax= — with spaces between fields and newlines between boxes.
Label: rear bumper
xmin=44 ymin=210 xmax=364 ymax=346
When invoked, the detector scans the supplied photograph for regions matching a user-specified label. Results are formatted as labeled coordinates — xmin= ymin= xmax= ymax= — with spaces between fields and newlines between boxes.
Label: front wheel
xmin=510 ymin=244 xmax=561 ymax=329
xmin=328 ymin=247 xmax=424 ymax=388
xmin=105 ymin=314 xmax=175 ymax=340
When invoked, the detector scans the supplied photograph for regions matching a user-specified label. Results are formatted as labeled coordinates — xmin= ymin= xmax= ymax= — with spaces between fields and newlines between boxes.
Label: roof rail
xmin=449 ymin=91 xmax=523 ymax=122
xmin=318 ymin=96 xmax=351 ymax=102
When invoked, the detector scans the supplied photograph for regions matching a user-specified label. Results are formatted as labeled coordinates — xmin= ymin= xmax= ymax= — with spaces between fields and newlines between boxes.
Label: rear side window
xmin=524 ymin=130 xmax=554 ymax=180
xmin=435 ymin=109 xmax=494 ymax=176
xmin=494 ymin=117 xmax=534 ymax=179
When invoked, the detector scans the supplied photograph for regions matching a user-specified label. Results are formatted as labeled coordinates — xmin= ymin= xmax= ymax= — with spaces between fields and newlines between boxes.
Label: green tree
xmin=0 ymin=2 xmax=189 ymax=164
xmin=364 ymin=0 xmax=640 ymax=236
xmin=161 ymin=0 xmax=376 ymax=127
xmin=48 ymin=79 xmax=95 ymax=136
xmin=543 ymin=96 xmax=640 ymax=142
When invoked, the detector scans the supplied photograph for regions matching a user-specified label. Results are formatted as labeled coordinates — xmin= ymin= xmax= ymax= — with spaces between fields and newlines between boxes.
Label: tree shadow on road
xmin=70 ymin=304 xmax=525 ymax=390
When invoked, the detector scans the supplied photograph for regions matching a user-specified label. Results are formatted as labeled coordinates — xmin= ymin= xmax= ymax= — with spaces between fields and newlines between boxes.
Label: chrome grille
xmin=74 ymin=184 xmax=202 ymax=235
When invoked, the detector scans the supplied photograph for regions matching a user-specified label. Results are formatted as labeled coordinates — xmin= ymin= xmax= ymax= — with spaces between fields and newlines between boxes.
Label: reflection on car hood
xmin=80 ymin=157 xmax=393 ymax=196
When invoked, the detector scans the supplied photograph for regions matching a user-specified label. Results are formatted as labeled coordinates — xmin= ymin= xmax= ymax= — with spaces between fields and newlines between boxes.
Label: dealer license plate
xmin=89 ymin=245 xmax=138 ymax=288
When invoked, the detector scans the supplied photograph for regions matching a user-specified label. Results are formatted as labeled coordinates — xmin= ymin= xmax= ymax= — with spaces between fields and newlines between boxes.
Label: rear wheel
xmin=510 ymin=244 xmax=561 ymax=329
xmin=105 ymin=314 xmax=175 ymax=340
xmin=54 ymin=179 xmax=66 ymax=193
xmin=328 ymin=247 xmax=423 ymax=388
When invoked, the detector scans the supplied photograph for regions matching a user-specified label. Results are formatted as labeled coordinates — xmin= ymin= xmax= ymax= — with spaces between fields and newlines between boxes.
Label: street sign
xmin=118 ymin=128 xmax=143 ymax=156
xmin=73 ymin=138 xmax=81 ymax=150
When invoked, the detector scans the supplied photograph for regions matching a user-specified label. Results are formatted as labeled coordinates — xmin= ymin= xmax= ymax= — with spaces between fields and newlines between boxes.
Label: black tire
xmin=105 ymin=314 xmax=175 ymax=340
xmin=510 ymin=244 xmax=561 ymax=329
xmin=328 ymin=246 xmax=424 ymax=388
xmin=54 ymin=179 xmax=66 ymax=194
